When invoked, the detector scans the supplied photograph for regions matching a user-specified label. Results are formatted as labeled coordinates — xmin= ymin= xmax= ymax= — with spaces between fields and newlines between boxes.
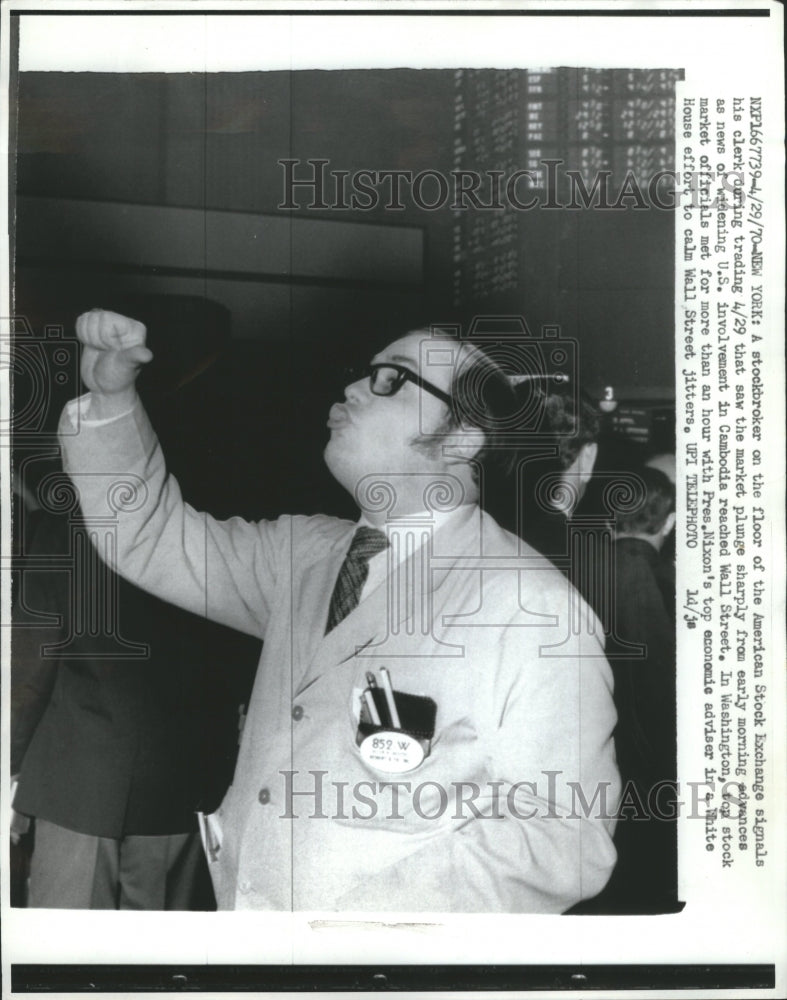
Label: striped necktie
xmin=325 ymin=527 xmax=389 ymax=633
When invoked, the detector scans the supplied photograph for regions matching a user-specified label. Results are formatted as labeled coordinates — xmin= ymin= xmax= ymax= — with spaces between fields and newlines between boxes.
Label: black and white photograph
xmin=1 ymin=2 xmax=784 ymax=996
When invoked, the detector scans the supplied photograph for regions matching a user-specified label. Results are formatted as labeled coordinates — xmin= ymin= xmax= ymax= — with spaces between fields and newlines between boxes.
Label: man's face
xmin=324 ymin=331 xmax=457 ymax=497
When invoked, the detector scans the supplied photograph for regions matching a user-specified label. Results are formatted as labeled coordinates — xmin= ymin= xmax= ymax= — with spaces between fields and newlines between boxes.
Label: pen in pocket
xmin=379 ymin=667 xmax=402 ymax=729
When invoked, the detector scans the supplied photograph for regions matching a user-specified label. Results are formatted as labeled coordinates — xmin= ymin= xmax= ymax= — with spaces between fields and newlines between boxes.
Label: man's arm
xmin=60 ymin=310 xmax=284 ymax=637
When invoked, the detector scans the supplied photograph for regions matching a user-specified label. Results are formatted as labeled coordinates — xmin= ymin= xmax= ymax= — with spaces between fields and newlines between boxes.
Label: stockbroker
xmin=59 ymin=309 xmax=620 ymax=912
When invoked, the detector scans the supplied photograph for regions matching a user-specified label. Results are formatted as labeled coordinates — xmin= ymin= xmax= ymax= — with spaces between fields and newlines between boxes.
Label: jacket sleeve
xmin=59 ymin=395 xmax=289 ymax=638
xmin=11 ymin=634 xmax=58 ymax=777
xmin=337 ymin=589 xmax=621 ymax=913
xmin=11 ymin=553 xmax=63 ymax=776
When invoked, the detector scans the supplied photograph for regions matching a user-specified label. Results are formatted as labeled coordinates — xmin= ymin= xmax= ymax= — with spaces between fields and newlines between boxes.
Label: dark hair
xmin=448 ymin=345 xmax=520 ymax=482
xmin=410 ymin=336 xmax=599 ymax=531
xmin=444 ymin=349 xmax=600 ymax=481
xmin=615 ymin=466 xmax=675 ymax=535
xmin=543 ymin=387 xmax=600 ymax=470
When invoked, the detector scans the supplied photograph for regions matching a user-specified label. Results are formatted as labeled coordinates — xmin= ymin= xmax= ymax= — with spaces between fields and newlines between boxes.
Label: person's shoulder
xmin=479 ymin=510 xmax=574 ymax=600
xmin=480 ymin=509 xmax=564 ymax=568
xmin=475 ymin=511 xmax=608 ymax=657
xmin=244 ymin=513 xmax=353 ymax=574
xmin=282 ymin=513 xmax=355 ymax=550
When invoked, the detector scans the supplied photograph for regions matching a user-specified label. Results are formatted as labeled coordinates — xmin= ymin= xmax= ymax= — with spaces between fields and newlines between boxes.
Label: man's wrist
xmin=88 ymin=387 xmax=138 ymax=421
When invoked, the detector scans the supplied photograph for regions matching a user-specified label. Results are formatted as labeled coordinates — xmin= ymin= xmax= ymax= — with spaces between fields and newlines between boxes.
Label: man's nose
xmin=344 ymin=376 xmax=368 ymax=402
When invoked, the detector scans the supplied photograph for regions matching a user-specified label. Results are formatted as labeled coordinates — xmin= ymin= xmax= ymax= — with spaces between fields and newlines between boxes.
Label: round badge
xmin=359 ymin=730 xmax=425 ymax=774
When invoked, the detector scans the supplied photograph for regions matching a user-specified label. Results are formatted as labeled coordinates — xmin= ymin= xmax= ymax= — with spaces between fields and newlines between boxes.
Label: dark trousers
xmin=27 ymin=818 xmax=215 ymax=910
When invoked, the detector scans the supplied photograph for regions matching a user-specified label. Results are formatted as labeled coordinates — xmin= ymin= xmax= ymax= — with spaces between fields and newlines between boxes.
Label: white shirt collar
xmin=357 ymin=502 xmax=472 ymax=548
xmin=355 ymin=503 xmax=476 ymax=601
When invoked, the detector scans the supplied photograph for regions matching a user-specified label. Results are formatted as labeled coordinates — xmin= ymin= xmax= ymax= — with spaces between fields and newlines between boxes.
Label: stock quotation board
xmin=452 ymin=67 xmax=684 ymax=312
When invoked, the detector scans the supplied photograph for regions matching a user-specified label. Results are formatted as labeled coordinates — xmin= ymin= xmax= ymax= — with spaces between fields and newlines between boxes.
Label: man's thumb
xmin=126 ymin=344 xmax=154 ymax=368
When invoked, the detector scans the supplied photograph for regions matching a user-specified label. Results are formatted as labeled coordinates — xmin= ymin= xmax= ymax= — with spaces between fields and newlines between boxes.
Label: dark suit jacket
xmin=579 ymin=535 xmax=678 ymax=912
xmin=12 ymin=512 xmax=258 ymax=838
xmin=607 ymin=536 xmax=677 ymax=791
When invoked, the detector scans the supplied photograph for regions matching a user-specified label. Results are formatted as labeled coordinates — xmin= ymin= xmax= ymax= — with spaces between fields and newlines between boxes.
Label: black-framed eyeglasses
xmin=347 ymin=363 xmax=454 ymax=407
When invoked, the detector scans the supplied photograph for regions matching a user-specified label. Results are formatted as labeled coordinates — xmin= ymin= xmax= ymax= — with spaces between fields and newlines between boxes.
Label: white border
xmin=1 ymin=2 xmax=784 ymax=996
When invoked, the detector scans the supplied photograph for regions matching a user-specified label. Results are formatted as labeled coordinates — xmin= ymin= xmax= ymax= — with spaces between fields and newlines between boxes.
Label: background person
xmin=516 ymin=385 xmax=601 ymax=567
xmin=11 ymin=506 xmax=258 ymax=910
xmin=576 ymin=464 xmax=678 ymax=913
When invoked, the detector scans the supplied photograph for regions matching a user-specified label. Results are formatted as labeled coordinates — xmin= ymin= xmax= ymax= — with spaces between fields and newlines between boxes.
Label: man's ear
xmin=441 ymin=424 xmax=485 ymax=465
xmin=661 ymin=510 xmax=677 ymax=538
xmin=565 ymin=441 xmax=598 ymax=489
xmin=577 ymin=441 xmax=598 ymax=486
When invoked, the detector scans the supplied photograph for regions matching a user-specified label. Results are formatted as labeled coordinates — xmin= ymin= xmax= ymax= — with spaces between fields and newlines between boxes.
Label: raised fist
xmin=76 ymin=309 xmax=153 ymax=397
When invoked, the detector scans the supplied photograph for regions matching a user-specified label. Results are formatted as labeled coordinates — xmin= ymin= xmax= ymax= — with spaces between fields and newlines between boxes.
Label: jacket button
xmin=258 ymin=787 xmax=270 ymax=805
xmin=291 ymin=705 xmax=304 ymax=721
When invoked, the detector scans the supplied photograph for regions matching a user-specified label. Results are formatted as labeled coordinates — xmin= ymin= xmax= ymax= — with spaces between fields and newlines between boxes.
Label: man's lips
xmin=327 ymin=402 xmax=351 ymax=429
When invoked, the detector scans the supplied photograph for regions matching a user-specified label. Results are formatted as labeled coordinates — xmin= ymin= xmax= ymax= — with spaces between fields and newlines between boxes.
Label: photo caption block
xmin=677 ymin=86 xmax=777 ymax=896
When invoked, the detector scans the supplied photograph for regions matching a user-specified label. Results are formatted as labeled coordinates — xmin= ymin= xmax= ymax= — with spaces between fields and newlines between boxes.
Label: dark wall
xmin=16 ymin=70 xmax=455 ymax=309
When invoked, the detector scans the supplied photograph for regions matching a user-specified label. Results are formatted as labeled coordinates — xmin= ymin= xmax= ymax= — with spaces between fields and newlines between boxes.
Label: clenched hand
xmin=76 ymin=309 xmax=153 ymax=417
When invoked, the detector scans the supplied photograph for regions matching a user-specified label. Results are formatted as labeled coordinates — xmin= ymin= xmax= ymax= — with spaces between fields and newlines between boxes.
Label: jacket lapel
xmin=293 ymin=567 xmax=389 ymax=696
